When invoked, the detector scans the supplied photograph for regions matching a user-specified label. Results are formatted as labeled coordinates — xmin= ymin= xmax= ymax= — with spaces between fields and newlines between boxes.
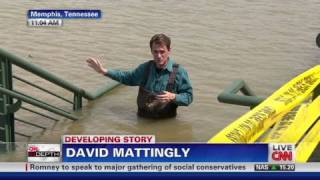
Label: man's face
xmin=151 ymin=43 xmax=171 ymax=69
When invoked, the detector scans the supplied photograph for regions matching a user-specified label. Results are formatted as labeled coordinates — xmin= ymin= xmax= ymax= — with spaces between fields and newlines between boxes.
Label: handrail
xmin=0 ymin=48 xmax=83 ymax=93
xmin=0 ymin=48 xmax=121 ymax=100
xmin=0 ymin=87 xmax=77 ymax=120
xmin=217 ymin=80 xmax=265 ymax=109
xmin=83 ymin=81 xmax=121 ymax=100
xmin=0 ymin=48 xmax=121 ymax=149
xmin=13 ymin=75 xmax=73 ymax=104
xmin=13 ymin=89 xmax=71 ymax=114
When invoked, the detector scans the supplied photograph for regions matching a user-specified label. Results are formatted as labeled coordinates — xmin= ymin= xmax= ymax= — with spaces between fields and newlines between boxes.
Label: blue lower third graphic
xmin=62 ymin=144 xmax=268 ymax=162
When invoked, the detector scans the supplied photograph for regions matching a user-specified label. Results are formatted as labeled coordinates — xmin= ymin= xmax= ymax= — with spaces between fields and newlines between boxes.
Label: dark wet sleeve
xmin=175 ymin=68 xmax=193 ymax=106
xmin=105 ymin=63 xmax=147 ymax=86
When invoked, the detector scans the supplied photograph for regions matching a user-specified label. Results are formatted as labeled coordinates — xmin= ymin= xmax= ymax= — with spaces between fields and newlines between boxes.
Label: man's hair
xmin=149 ymin=34 xmax=171 ymax=50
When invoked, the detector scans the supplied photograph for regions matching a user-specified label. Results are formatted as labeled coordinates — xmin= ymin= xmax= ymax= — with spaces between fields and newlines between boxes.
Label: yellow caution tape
xmin=209 ymin=65 xmax=320 ymax=143
xmin=296 ymin=118 xmax=320 ymax=162
xmin=263 ymin=96 xmax=320 ymax=144
xmin=261 ymin=105 xmax=301 ymax=142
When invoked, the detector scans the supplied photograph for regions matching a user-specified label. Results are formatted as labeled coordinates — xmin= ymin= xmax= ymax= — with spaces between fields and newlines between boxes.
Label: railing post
xmin=73 ymin=92 xmax=82 ymax=111
xmin=0 ymin=56 xmax=15 ymax=152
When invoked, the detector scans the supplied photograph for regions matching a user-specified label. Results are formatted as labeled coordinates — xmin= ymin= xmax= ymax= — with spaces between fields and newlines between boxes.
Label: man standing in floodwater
xmin=87 ymin=34 xmax=193 ymax=118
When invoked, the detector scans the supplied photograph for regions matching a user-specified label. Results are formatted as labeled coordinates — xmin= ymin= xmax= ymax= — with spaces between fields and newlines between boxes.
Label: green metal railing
xmin=217 ymin=80 xmax=265 ymax=109
xmin=0 ymin=48 xmax=120 ymax=151
xmin=218 ymin=79 xmax=320 ymax=109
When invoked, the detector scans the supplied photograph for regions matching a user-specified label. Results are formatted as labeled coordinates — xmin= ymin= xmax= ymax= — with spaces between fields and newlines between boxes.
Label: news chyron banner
xmin=20 ymin=135 xmax=304 ymax=173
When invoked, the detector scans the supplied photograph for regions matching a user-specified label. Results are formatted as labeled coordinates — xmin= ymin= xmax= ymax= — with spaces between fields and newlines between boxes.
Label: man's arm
xmin=105 ymin=66 xmax=145 ymax=86
xmin=86 ymin=57 xmax=147 ymax=86
xmin=174 ymin=69 xmax=193 ymax=106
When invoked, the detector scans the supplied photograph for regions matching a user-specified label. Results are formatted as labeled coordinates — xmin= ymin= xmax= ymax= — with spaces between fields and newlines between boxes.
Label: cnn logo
xmin=28 ymin=146 xmax=39 ymax=152
xmin=268 ymin=143 xmax=295 ymax=163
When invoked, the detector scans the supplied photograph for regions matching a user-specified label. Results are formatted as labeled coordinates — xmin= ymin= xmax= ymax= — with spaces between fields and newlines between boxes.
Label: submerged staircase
xmin=0 ymin=48 xmax=120 ymax=151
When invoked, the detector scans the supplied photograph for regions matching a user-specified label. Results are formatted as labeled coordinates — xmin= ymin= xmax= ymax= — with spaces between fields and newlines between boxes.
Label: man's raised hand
xmin=86 ymin=57 xmax=107 ymax=75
